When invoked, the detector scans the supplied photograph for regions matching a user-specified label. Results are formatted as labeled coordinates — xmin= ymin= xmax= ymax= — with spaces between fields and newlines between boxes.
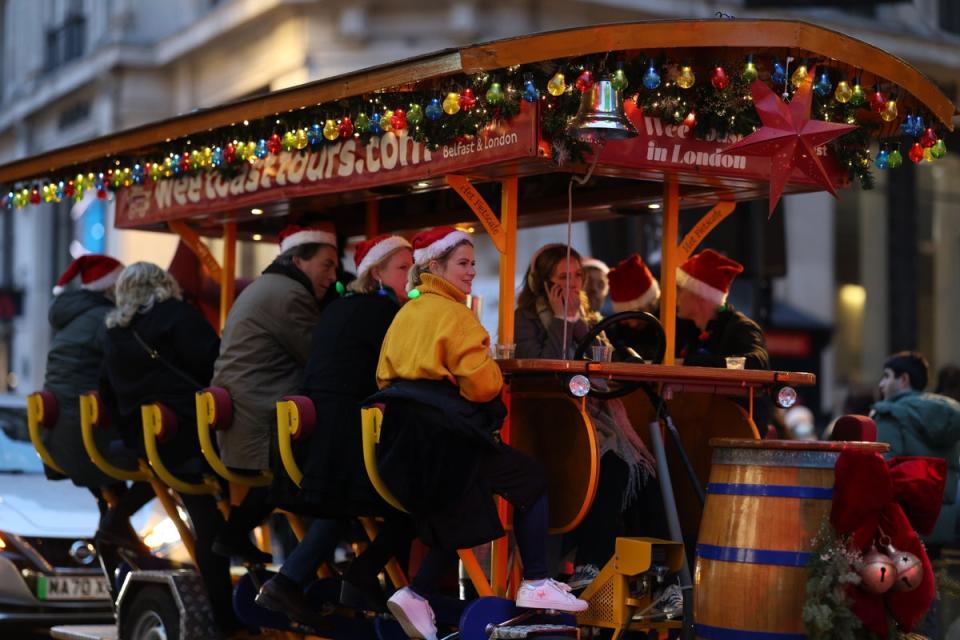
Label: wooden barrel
xmin=694 ymin=438 xmax=887 ymax=639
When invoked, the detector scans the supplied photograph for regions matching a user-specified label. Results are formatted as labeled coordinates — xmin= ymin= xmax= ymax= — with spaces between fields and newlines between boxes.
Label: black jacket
xmin=290 ymin=293 xmax=400 ymax=515
xmin=101 ymin=298 xmax=220 ymax=468
xmin=365 ymin=379 xmax=508 ymax=550
xmin=678 ymin=306 xmax=771 ymax=427
xmin=678 ymin=307 xmax=769 ymax=370
xmin=42 ymin=291 xmax=133 ymax=486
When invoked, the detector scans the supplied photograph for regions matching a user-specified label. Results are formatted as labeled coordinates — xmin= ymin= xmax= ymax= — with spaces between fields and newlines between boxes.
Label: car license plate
xmin=37 ymin=575 xmax=110 ymax=600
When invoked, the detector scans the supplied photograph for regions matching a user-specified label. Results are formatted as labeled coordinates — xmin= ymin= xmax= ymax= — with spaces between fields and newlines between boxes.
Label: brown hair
xmin=517 ymin=244 xmax=593 ymax=320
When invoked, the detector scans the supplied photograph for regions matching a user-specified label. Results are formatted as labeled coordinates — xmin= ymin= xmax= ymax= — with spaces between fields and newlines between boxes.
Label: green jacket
xmin=873 ymin=390 xmax=960 ymax=544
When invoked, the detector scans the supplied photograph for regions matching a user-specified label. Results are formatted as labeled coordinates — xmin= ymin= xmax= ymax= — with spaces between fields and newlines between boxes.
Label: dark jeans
xmin=280 ymin=518 xmax=343 ymax=586
xmin=569 ymin=452 xmax=628 ymax=568
xmin=412 ymin=443 xmax=550 ymax=595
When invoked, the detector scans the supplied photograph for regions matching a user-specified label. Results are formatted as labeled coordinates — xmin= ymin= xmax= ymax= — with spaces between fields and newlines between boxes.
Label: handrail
xmin=275 ymin=399 xmax=305 ymax=486
xmin=195 ymin=391 xmax=272 ymax=487
xmin=26 ymin=392 xmax=66 ymax=475
xmin=141 ymin=403 xmax=222 ymax=497
xmin=79 ymin=393 xmax=151 ymax=482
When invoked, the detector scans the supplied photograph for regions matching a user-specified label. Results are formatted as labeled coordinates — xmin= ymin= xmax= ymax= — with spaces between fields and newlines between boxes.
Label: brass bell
xmin=885 ymin=544 xmax=923 ymax=592
xmin=860 ymin=545 xmax=897 ymax=594
xmin=568 ymin=78 xmax=637 ymax=142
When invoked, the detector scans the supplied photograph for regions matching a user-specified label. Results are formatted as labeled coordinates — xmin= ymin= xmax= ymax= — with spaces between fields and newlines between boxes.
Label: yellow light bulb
xmin=295 ymin=128 xmax=309 ymax=150
xmin=790 ymin=64 xmax=808 ymax=88
xmin=677 ymin=66 xmax=695 ymax=90
xmin=323 ymin=119 xmax=339 ymax=141
xmin=834 ymin=80 xmax=853 ymax=104
xmin=880 ymin=99 xmax=898 ymax=122
xmin=547 ymin=72 xmax=567 ymax=97
xmin=442 ymin=92 xmax=461 ymax=115
xmin=381 ymin=110 xmax=394 ymax=132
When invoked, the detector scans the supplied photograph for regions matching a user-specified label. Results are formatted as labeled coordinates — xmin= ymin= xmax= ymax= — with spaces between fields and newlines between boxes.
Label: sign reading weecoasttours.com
xmin=115 ymin=104 xmax=538 ymax=227
xmin=597 ymin=99 xmax=849 ymax=188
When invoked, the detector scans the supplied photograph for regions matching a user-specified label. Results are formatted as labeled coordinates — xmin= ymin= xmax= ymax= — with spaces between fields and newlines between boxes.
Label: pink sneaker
xmin=515 ymin=578 xmax=589 ymax=612
xmin=387 ymin=587 xmax=438 ymax=640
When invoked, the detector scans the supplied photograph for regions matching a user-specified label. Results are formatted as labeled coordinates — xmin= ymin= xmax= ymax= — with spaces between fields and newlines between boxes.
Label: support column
xmin=498 ymin=177 xmax=518 ymax=343
xmin=220 ymin=223 xmax=236 ymax=331
xmin=660 ymin=176 xmax=680 ymax=365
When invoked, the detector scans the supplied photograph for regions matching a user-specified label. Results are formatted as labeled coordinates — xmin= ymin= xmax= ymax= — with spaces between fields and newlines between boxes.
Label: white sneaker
xmin=387 ymin=587 xmax=438 ymax=640
xmin=567 ymin=564 xmax=600 ymax=591
xmin=516 ymin=578 xmax=589 ymax=612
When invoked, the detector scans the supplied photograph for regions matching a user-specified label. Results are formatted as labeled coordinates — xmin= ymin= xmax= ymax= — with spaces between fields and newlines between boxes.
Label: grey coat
xmin=213 ymin=269 xmax=319 ymax=470
xmin=42 ymin=290 xmax=133 ymax=487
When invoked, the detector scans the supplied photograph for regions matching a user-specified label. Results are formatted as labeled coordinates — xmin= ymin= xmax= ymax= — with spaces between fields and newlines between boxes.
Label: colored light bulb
xmin=683 ymin=110 xmax=697 ymax=128
xmin=391 ymin=108 xmax=407 ymax=131
xmin=849 ymin=81 xmax=866 ymax=107
xmin=281 ymin=131 xmax=296 ymax=151
xmin=921 ymin=127 xmax=937 ymax=148
xmin=909 ymin=142 xmax=924 ymax=163
xmin=900 ymin=114 xmax=915 ymax=137
xmin=547 ymin=72 xmax=567 ymax=96
xmin=677 ymin=65 xmax=695 ymax=89
xmin=790 ymin=64 xmax=808 ymax=88
xmin=323 ymin=119 xmax=339 ymax=141
xmin=370 ymin=112 xmax=383 ymax=135
xmin=642 ymin=62 xmax=660 ymax=90
xmin=268 ymin=133 xmax=282 ymax=154
xmin=711 ymin=66 xmax=729 ymax=90
xmin=912 ymin=116 xmax=924 ymax=138
xmin=381 ymin=110 xmax=394 ymax=132
xmin=834 ymin=80 xmax=852 ymax=103
xmin=443 ymin=92 xmax=461 ymax=115
xmin=574 ymin=70 xmax=594 ymax=93
xmin=407 ymin=104 xmax=423 ymax=126
xmin=880 ymin=99 xmax=898 ymax=123
xmin=425 ymin=98 xmax=443 ymax=120
xmin=742 ymin=59 xmax=758 ymax=83
xmin=870 ymin=89 xmax=886 ymax=113
xmin=874 ymin=149 xmax=889 ymax=169
xmin=923 ymin=147 xmax=934 ymax=163
xmin=611 ymin=68 xmax=629 ymax=92
xmin=459 ymin=88 xmax=476 ymax=110
xmin=772 ymin=61 xmax=786 ymax=86
xmin=813 ymin=71 xmax=832 ymax=97
xmin=485 ymin=82 xmax=504 ymax=105
xmin=932 ymin=138 xmax=947 ymax=159
xmin=522 ymin=79 xmax=539 ymax=102
xmin=354 ymin=112 xmax=370 ymax=133
xmin=339 ymin=116 xmax=354 ymax=139
xmin=888 ymin=147 xmax=903 ymax=168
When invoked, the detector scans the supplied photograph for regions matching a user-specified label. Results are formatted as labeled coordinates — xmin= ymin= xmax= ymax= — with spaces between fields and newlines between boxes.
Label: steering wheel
xmin=572 ymin=311 xmax=667 ymax=399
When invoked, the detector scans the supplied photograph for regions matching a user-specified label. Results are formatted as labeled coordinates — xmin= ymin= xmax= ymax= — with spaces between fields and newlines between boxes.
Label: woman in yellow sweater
xmin=374 ymin=227 xmax=586 ymax=640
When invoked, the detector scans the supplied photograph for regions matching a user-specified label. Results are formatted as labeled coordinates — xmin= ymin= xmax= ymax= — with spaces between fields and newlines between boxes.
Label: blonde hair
xmin=347 ymin=246 xmax=408 ymax=295
xmin=105 ymin=262 xmax=182 ymax=328
xmin=406 ymin=238 xmax=473 ymax=291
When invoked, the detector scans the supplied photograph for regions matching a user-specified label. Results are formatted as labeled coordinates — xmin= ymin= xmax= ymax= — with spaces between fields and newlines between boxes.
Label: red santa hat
xmin=53 ymin=255 xmax=124 ymax=295
xmin=608 ymin=254 xmax=660 ymax=312
xmin=581 ymin=257 xmax=610 ymax=274
xmin=411 ymin=226 xmax=471 ymax=265
xmin=676 ymin=249 xmax=743 ymax=306
xmin=278 ymin=223 xmax=337 ymax=254
xmin=354 ymin=234 xmax=412 ymax=279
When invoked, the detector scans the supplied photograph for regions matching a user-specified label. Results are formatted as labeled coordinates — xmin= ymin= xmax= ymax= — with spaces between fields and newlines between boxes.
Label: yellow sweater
xmin=377 ymin=273 xmax=503 ymax=403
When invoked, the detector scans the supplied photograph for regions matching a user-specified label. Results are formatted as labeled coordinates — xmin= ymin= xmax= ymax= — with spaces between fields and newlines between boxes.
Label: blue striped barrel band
xmin=712 ymin=447 xmax=840 ymax=469
xmin=696 ymin=543 xmax=812 ymax=567
xmin=695 ymin=623 xmax=806 ymax=640
xmin=706 ymin=482 xmax=833 ymax=499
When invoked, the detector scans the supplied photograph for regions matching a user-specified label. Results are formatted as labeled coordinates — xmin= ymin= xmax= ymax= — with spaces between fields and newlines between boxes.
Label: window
xmin=43 ymin=9 xmax=86 ymax=72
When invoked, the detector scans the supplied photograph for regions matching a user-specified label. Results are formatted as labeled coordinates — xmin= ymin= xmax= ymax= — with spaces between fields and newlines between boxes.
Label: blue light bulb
xmin=642 ymin=62 xmax=661 ymax=90
xmin=370 ymin=112 xmax=383 ymax=135
xmin=874 ymin=149 xmax=889 ymax=170
xmin=772 ymin=61 xmax=786 ymax=86
xmin=425 ymin=98 xmax=443 ymax=121
xmin=522 ymin=79 xmax=539 ymax=103
xmin=814 ymin=71 xmax=832 ymax=97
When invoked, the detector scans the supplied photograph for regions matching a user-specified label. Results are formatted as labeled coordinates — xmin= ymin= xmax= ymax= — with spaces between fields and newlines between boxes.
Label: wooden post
xmin=660 ymin=176 xmax=680 ymax=365
xmin=219 ymin=223 xmax=236 ymax=331
xmin=498 ymin=176 xmax=518 ymax=343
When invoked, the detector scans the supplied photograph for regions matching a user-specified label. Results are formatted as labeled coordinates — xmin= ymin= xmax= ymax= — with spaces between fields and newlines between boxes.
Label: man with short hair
xmin=873 ymin=351 xmax=960 ymax=545
xmin=211 ymin=223 xmax=338 ymax=562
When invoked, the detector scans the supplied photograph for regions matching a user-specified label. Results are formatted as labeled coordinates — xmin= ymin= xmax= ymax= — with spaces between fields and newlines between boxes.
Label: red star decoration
xmin=723 ymin=67 xmax=858 ymax=215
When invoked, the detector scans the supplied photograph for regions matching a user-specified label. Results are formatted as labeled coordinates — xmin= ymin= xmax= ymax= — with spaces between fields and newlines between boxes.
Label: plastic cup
xmin=591 ymin=344 xmax=614 ymax=362
xmin=494 ymin=343 xmax=516 ymax=360
xmin=725 ymin=356 xmax=746 ymax=370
